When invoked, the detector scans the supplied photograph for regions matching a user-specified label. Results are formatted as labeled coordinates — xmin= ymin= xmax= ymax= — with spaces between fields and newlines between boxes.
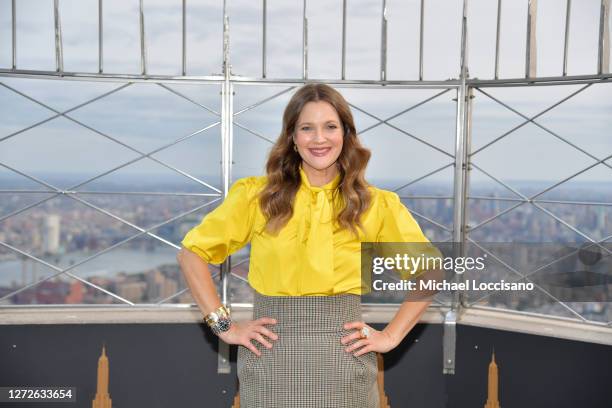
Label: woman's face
xmin=293 ymin=100 xmax=344 ymax=172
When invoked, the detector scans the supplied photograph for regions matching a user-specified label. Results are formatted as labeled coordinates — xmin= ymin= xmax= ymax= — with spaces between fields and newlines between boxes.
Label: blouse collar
xmin=299 ymin=163 xmax=341 ymax=192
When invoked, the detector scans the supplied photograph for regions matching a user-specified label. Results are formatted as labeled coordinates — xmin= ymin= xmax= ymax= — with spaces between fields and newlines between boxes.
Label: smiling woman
xmin=179 ymin=83 xmax=436 ymax=408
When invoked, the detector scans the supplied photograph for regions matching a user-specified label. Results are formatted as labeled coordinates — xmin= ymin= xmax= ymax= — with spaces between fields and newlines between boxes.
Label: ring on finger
xmin=360 ymin=326 xmax=370 ymax=339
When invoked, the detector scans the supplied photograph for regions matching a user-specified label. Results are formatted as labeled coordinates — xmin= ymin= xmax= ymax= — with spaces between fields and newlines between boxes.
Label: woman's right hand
xmin=217 ymin=317 xmax=279 ymax=357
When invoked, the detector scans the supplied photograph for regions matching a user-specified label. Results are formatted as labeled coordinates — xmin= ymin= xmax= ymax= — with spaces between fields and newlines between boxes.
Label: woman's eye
xmin=301 ymin=127 xmax=310 ymax=131
xmin=328 ymin=125 xmax=337 ymax=129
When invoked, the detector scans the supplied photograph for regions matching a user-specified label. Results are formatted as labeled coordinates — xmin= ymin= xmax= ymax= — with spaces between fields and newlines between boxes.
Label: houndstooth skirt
xmin=237 ymin=290 xmax=379 ymax=408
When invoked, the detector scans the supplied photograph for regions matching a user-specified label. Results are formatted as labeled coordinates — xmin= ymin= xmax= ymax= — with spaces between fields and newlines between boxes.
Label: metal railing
xmin=0 ymin=0 xmax=610 ymax=374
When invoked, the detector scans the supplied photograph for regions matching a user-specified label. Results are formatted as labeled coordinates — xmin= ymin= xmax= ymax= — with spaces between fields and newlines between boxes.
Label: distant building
xmin=42 ymin=214 xmax=61 ymax=255
xmin=65 ymin=281 xmax=85 ymax=304
xmin=116 ymin=280 xmax=147 ymax=302
xmin=146 ymin=270 xmax=178 ymax=302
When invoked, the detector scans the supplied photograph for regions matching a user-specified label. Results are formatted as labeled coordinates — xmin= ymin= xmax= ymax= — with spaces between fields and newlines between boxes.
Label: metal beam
xmin=563 ymin=0 xmax=571 ymax=76
xmin=342 ymin=0 xmax=347 ymax=79
xmin=443 ymin=310 xmax=457 ymax=374
xmin=217 ymin=0 xmax=233 ymax=375
xmin=98 ymin=0 xmax=103 ymax=73
xmin=182 ymin=0 xmax=186 ymax=76
xmin=380 ymin=0 xmax=388 ymax=81
xmin=419 ymin=0 xmax=425 ymax=80
xmin=139 ymin=0 xmax=147 ymax=75
xmin=302 ymin=0 xmax=308 ymax=79
xmin=495 ymin=0 xmax=501 ymax=79
xmin=445 ymin=0 xmax=471 ymax=376
xmin=11 ymin=0 xmax=16 ymax=69
xmin=53 ymin=0 xmax=64 ymax=73
xmin=598 ymin=0 xmax=610 ymax=74
xmin=525 ymin=0 xmax=537 ymax=78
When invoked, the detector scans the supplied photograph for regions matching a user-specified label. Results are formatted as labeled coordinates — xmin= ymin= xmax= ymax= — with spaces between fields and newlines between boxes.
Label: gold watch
xmin=203 ymin=305 xmax=232 ymax=336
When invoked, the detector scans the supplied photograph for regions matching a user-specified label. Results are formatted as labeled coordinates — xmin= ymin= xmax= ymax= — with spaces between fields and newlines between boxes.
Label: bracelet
xmin=203 ymin=305 xmax=232 ymax=336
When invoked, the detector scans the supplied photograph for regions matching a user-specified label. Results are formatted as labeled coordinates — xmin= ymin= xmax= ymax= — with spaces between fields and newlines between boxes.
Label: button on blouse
xmin=181 ymin=166 xmax=438 ymax=296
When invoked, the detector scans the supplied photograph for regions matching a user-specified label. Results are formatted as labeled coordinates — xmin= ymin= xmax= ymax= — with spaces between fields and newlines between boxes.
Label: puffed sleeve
xmin=376 ymin=190 xmax=443 ymax=280
xmin=181 ymin=177 xmax=259 ymax=264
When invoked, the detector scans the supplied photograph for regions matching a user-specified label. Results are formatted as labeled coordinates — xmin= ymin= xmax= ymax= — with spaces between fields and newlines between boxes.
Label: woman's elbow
xmin=177 ymin=247 xmax=209 ymax=268
xmin=176 ymin=247 xmax=188 ymax=264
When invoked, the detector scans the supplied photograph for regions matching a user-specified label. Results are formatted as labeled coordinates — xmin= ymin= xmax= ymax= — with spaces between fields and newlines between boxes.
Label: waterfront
xmin=0 ymin=246 xmax=178 ymax=289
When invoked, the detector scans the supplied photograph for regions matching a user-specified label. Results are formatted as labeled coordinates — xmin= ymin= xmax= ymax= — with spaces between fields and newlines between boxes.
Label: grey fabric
xmin=237 ymin=291 xmax=379 ymax=408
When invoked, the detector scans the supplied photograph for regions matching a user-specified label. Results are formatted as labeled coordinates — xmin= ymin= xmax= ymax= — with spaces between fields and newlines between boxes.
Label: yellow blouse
xmin=181 ymin=165 xmax=436 ymax=296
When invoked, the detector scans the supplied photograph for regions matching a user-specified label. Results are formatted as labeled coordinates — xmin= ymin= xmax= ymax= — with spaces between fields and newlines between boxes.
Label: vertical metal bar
xmin=218 ymin=0 xmax=232 ymax=375
xmin=419 ymin=0 xmax=424 ymax=80
xmin=447 ymin=0 xmax=470 ymax=374
xmin=139 ymin=0 xmax=147 ymax=75
xmin=53 ymin=0 xmax=64 ymax=73
xmin=380 ymin=0 xmax=388 ymax=81
xmin=221 ymin=10 xmax=230 ymax=236
xmin=494 ymin=0 xmax=501 ymax=79
xmin=221 ymin=81 xmax=232 ymax=320
xmin=182 ymin=0 xmax=186 ymax=76
xmin=563 ymin=0 xmax=571 ymax=76
xmin=443 ymin=310 xmax=457 ymax=374
xmin=597 ymin=0 xmax=610 ymax=74
xmin=525 ymin=0 xmax=537 ymax=78
xmin=454 ymin=1 xmax=469 ymax=252
xmin=342 ymin=0 xmax=347 ymax=80
xmin=459 ymin=0 xmax=469 ymax=78
xmin=262 ymin=0 xmax=267 ymax=78
xmin=461 ymin=86 xmax=474 ymax=289
xmin=11 ymin=0 xmax=16 ymax=69
xmin=98 ymin=0 xmax=103 ymax=73
xmin=302 ymin=0 xmax=308 ymax=79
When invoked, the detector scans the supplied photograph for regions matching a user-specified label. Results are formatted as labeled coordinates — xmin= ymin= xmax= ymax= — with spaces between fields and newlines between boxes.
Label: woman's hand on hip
xmin=341 ymin=321 xmax=397 ymax=356
xmin=217 ymin=317 xmax=279 ymax=357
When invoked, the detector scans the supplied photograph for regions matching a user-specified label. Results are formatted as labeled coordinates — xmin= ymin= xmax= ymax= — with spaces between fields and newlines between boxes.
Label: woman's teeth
xmin=309 ymin=147 xmax=331 ymax=157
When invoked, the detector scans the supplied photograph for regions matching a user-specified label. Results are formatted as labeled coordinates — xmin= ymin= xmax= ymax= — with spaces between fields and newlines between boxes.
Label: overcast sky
xmin=0 ymin=0 xmax=610 ymax=197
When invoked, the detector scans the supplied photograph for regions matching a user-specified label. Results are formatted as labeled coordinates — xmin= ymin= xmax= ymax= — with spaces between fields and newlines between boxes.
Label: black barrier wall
xmin=1 ymin=322 xmax=610 ymax=408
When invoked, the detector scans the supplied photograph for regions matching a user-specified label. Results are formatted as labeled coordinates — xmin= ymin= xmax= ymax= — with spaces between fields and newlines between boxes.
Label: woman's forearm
xmin=382 ymin=299 xmax=431 ymax=346
xmin=176 ymin=248 xmax=223 ymax=317
xmin=381 ymin=268 xmax=442 ymax=346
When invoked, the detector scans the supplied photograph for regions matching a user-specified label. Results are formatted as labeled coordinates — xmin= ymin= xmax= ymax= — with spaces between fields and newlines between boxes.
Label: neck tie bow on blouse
xmin=296 ymin=165 xmax=342 ymax=293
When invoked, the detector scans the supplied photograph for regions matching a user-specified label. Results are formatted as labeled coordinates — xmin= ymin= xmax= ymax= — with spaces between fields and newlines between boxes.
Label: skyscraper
xmin=92 ymin=344 xmax=112 ymax=408
xmin=484 ymin=350 xmax=501 ymax=408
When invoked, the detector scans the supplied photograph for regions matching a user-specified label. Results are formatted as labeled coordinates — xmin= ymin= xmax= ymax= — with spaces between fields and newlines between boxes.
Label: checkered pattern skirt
xmin=237 ymin=290 xmax=379 ymax=408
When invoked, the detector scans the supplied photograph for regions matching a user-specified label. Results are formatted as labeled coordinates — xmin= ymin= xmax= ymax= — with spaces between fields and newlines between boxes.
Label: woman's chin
xmin=304 ymin=157 xmax=338 ymax=170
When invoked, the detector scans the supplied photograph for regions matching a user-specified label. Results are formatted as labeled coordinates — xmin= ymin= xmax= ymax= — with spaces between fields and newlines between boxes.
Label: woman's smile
xmin=308 ymin=147 xmax=332 ymax=157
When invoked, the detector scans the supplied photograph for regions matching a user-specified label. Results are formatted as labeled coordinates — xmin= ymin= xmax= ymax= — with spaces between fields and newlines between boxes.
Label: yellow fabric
xmin=181 ymin=164 xmax=438 ymax=296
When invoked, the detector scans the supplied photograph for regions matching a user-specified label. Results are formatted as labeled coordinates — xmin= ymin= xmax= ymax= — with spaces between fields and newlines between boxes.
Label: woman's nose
xmin=312 ymin=127 xmax=326 ymax=141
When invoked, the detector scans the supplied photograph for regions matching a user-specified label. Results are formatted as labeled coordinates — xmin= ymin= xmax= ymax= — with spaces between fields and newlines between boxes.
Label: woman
xmin=177 ymin=83 xmax=436 ymax=407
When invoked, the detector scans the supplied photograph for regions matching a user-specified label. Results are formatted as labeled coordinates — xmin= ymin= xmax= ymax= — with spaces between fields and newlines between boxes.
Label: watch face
xmin=217 ymin=318 xmax=232 ymax=332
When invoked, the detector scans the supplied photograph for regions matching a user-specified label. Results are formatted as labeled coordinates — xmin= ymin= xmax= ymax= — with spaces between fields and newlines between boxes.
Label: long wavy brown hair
xmin=258 ymin=83 xmax=372 ymax=239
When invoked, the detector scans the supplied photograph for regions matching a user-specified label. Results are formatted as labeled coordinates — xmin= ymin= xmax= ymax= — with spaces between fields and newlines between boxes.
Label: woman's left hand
xmin=341 ymin=321 xmax=397 ymax=356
